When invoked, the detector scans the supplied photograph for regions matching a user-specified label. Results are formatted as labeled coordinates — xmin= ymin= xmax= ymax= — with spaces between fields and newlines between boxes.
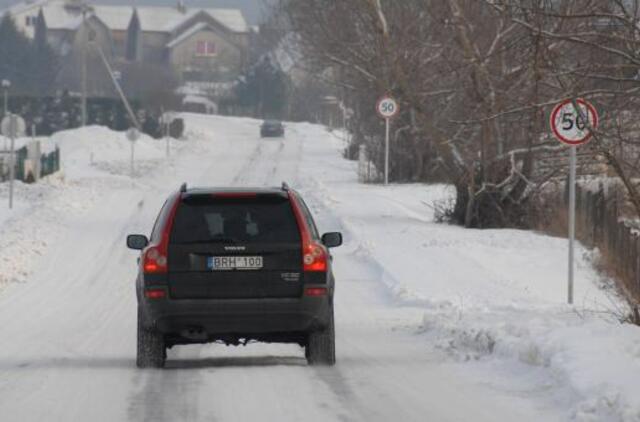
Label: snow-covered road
xmin=0 ymin=114 xmax=637 ymax=421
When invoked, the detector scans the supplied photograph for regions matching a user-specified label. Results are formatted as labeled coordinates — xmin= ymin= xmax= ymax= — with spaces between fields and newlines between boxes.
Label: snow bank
xmin=50 ymin=126 xmax=170 ymax=179
xmin=420 ymin=306 xmax=640 ymax=421
xmin=0 ymin=125 xmax=174 ymax=290
xmin=295 ymin=126 xmax=640 ymax=422
xmin=0 ymin=174 xmax=96 ymax=286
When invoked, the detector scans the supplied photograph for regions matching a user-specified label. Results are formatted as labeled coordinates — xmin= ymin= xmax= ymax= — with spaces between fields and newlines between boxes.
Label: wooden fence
xmin=570 ymin=182 xmax=640 ymax=300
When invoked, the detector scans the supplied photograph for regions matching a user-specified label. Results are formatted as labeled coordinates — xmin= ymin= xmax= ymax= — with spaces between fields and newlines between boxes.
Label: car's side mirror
xmin=127 ymin=234 xmax=149 ymax=250
xmin=321 ymin=232 xmax=343 ymax=248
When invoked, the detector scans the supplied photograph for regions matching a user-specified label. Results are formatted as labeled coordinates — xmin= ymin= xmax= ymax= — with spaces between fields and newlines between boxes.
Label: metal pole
xmin=568 ymin=146 xmax=576 ymax=304
xmin=81 ymin=10 xmax=88 ymax=127
xmin=8 ymin=115 xmax=16 ymax=209
xmin=32 ymin=124 xmax=38 ymax=181
xmin=3 ymin=89 xmax=7 ymax=151
xmin=165 ymin=121 xmax=170 ymax=157
xmin=130 ymin=141 xmax=134 ymax=179
xmin=384 ymin=117 xmax=390 ymax=185
xmin=94 ymin=42 xmax=141 ymax=130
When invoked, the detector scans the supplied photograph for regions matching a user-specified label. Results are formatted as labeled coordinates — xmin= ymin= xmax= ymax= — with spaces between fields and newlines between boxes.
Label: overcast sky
xmin=0 ymin=0 xmax=269 ymax=24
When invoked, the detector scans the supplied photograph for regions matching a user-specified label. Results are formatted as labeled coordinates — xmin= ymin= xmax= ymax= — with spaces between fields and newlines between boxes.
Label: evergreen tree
xmin=31 ymin=8 xmax=58 ymax=96
xmin=235 ymin=55 xmax=288 ymax=118
xmin=0 ymin=11 xmax=59 ymax=97
xmin=0 ymin=13 xmax=31 ymax=94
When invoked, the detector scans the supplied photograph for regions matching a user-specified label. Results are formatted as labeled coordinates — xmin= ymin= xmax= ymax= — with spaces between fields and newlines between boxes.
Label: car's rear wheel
xmin=306 ymin=305 xmax=336 ymax=366
xmin=136 ymin=307 xmax=166 ymax=369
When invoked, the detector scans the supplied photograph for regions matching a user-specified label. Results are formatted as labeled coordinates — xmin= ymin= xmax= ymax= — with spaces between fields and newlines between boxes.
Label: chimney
xmin=176 ymin=0 xmax=186 ymax=14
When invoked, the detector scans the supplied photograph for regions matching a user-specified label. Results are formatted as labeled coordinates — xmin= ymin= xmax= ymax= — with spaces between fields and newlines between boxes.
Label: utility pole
xmin=1 ymin=113 xmax=25 ymax=209
xmin=81 ymin=7 xmax=88 ymax=127
xmin=2 ymin=79 xmax=9 ymax=117
xmin=93 ymin=42 xmax=140 ymax=130
xmin=2 ymin=79 xmax=10 ymax=151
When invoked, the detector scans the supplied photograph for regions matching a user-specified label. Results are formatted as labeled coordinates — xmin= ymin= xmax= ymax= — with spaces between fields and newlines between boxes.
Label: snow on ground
xmin=50 ymin=126 xmax=172 ymax=179
xmin=0 ymin=126 xmax=172 ymax=289
xmin=0 ymin=115 xmax=637 ymax=421
xmin=294 ymin=124 xmax=640 ymax=422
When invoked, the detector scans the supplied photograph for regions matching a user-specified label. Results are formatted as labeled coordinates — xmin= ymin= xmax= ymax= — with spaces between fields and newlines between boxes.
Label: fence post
xmin=564 ymin=173 xmax=570 ymax=205
xmin=618 ymin=223 xmax=625 ymax=270
xmin=623 ymin=226 xmax=630 ymax=280
xmin=597 ymin=184 xmax=605 ymax=244
xmin=636 ymin=237 xmax=640 ymax=294
xmin=585 ymin=190 xmax=592 ymax=246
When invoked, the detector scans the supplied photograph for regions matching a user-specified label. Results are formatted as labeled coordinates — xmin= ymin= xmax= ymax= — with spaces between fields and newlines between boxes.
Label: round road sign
xmin=1 ymin=114 xmax=26 ymax=138
xmin=126 ymin=127 xmax=140 ymax=142
xmin=550 ymin=99 xmax=599 ymax=146
xmin=377 ymin=96 xmax=399 ymax=119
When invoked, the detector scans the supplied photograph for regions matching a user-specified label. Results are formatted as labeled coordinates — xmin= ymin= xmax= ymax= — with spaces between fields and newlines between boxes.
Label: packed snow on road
xmin=0 ymin=114 xmax=638 ymax=421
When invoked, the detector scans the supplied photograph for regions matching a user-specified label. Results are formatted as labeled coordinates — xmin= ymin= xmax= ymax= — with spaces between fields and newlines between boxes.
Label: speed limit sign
xmin=550 ymin=99 xmax=599 ymax=146
xmin=377 ymin=96 xmax=399 ymax=119
xmin=549 ymin=98 xmax=599 ymax=306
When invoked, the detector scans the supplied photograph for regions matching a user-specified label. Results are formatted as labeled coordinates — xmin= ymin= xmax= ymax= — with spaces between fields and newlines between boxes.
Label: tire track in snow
xmin=230 ymin=139 xmax=264 ymax=186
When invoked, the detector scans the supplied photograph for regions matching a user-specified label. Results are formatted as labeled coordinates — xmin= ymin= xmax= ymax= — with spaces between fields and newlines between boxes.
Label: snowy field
xmin=0 ymin=114 xmax=638 ymax=421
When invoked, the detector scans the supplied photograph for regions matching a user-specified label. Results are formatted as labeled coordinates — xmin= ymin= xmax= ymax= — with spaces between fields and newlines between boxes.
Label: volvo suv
xmin=126 ymin=183 xmax=342 ymax=368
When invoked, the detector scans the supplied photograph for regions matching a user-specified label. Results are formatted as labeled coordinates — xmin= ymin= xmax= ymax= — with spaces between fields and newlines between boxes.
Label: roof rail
xmin=281 ymin=181 xmax=290 ymax=191
xmin=179 ymin=182 xmax=187 ymax=193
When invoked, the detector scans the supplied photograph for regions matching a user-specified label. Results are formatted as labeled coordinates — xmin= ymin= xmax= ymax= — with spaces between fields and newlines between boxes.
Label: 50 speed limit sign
xmin=377 ymin=96 xmax=399 ymax=119
xmin=550 ymin=99 xmax=599 ymax=146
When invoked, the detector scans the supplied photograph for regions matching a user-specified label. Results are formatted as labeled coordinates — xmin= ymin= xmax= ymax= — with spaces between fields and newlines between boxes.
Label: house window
xmin=25 ymin=16 xmax=34 ymax=26
xmin=196 ymin=41 xmax=216 ymax=57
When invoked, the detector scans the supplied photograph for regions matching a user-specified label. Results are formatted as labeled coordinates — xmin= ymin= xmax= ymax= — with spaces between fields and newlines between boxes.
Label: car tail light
xmin=303 ymin=242 xmax=328 ymax=272
xmin=143 ymin=247 xmax=167 ymax=273
xmin=142 ymin=192 xmax=181 ymax=274
xmin=289 ymin=191 xmax=328 ymax=272
xmin=144 ymin=289 xmax=166 ymax=299
xmin=304 ymin=287 xmax=328 ymax=296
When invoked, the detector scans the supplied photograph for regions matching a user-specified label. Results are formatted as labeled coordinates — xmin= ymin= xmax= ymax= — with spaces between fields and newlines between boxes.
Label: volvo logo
xmin=224 ymin=246 xmax=246 ymax=251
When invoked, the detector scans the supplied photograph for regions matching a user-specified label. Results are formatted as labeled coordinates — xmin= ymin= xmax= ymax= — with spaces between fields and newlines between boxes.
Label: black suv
xmin=127 ymin=183 xmax=342 ymax=368
xmin=260 ymin=120 xmax=285 ymax=137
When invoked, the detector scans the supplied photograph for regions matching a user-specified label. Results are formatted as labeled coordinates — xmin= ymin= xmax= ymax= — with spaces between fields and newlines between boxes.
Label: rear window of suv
xmin=170 ymin=195 xmax=301 ymax=245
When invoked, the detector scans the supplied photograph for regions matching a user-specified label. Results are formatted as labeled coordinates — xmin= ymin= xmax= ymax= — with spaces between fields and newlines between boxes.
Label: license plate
xmin=207 ymin=256 xmax=263 ymax=271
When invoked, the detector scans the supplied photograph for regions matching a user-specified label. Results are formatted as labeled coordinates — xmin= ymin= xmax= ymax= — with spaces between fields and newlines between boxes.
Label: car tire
xmin=136 ymin=307 xmax=166 ymax=369
xmin=306 ymin=305 xmax=336 ymax=366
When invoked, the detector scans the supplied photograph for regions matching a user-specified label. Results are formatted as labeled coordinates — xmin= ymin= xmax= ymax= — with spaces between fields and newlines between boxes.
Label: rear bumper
xmin=261 ymin=130 xmax=284 ymax=137
xmin=141 ymin=295 xmax=331 ymax=336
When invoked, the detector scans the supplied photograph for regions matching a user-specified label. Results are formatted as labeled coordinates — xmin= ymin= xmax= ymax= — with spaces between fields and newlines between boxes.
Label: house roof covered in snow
xmin=2 ymin=0 xmax=248 ymax=36
xmin=166 ymin=21 xmax=209 ymax=48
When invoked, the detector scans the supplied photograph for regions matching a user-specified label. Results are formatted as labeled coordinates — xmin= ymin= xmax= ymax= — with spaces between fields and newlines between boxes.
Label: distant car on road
xmin=260 ymin=120 xmax=285 ymax=138
xmin=127 ymin=182 xmax=342 ymax=368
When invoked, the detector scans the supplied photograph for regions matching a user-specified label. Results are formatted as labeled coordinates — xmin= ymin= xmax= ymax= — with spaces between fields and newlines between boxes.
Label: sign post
xmin=161 ymin=112 xmax=175 ymax=158
xmin=376 ymin=96 xmax=399 ymax=185
xmin=1 ymin=113 xmax=26 ymax=209
xmin=126 ymin=127 xmax=140 ymax=179
xmin=550 ymin=98 xmax=599 ymax=304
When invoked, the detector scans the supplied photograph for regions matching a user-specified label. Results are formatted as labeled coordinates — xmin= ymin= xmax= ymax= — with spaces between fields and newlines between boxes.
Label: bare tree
xmin=280 ymin=0 xmax=640 ymax=227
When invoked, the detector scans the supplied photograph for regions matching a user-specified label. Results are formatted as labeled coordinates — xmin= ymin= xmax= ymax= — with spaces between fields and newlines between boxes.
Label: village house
xmin=3 ymin=0 xmax=249 ymax=96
